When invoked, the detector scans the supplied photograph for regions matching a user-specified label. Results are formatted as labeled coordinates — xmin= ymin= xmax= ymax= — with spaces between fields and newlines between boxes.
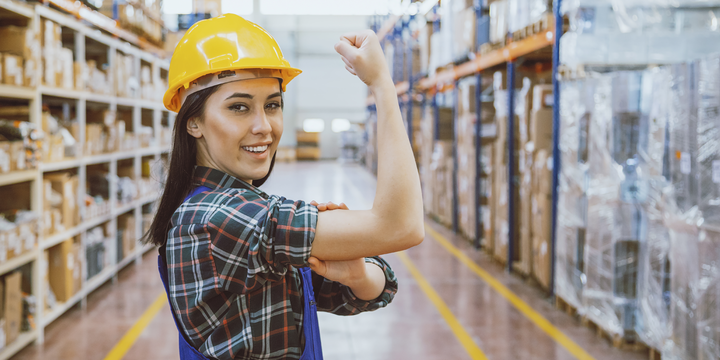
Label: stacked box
xmin=1 ymin=272 xmax=22 ymax=346
xmin=452 ymin=7 xmax=477 ymax=60
xmin=431 ymin=141 xmax=454 ymax=226
xmin=85 ymin=60 xmax=112 ymax=95
xmin=529 ymin=84 xmax=554 ymax=289
xmin=2 ymin=53 xmax=23 ymax=86
xmin=0 ymin=211 xmax=39 ymax=263
xmin=41 ymin=20 xmax=62 ymax=88
xmin=47 ymin=239 xmax=82 ymax=303
xmin=456 ymin=78 xmax=477 ymax=240
xmin=118 ymin=214 xmax=136 ymax=261
xmin=508 ymin=0 xmax=552 ymax=33
xmin=0 ymin=25 xmax=40 ymax=87
xmin=116 ymin=52 xmax=137 ymax=98
xmin=489 ymin=0 xmax=508 ymax=44
xmin=43 ymin=173 xmax=80 ymax=236
xmin=419 ymin=104 xmax=434 ymax=212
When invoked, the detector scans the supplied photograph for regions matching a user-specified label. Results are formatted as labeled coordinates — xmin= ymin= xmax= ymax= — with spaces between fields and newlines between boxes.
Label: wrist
xmin=343 ymin=262 xmax=371 ymax=289
xmin=368 ymin=77 xmax=395 ymax=96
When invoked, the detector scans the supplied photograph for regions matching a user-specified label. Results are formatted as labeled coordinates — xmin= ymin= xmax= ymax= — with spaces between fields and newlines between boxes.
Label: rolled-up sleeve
xmin=313 ymin=256 xmax=398 ymax=315
xmin=208 ymin=191 xmax=318 ymax=294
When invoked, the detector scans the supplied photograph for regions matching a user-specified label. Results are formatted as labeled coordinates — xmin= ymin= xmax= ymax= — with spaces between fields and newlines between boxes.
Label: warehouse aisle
xmin=14 ymin=161 xmax=647 ymax=360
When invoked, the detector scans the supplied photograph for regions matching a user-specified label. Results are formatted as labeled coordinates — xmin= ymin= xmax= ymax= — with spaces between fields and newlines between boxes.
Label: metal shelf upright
xmin=550 ymin=0 xmax=563 ymax=297
xmin=452 ymin=81 xmax=459 ymax=234
xmin=474 ymin=0 xmax=488 ymax=249
xmin=506 ymin=60 xmax=516 ymax=273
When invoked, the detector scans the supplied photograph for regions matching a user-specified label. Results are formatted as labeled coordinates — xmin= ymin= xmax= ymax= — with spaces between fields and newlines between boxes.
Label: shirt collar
xmin=192 ymin=166 xmax=269 ymax=199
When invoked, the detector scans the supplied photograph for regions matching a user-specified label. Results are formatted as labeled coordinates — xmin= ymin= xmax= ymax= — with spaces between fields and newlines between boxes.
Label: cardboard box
xmin=531 ymin=149 xmax=552 ymax=289
xmin=489 ymin=0 xmax=508 ymax=44
xmin=2 ymin=272 xmax=22 ymax=345
xmin=9 ymin=141 xmax=25 ymax=171
xmin=60 ymin=48 xmax=74 ymax=90
xmin=296 ymin=146 xmax=321 ymax=160
xmin=2 ymin=53 xmax=23 ymax=86
xmin=44 ymin=173 xmax=79 ymax=230
xmin=121 ymin=215 xmax=136 ymax=259
xmin=296 ymin=131 xmax=320 ymax=145
xmin=23 ymin=58 xmax=38 ymax=87
xmin=0 ymin=142 xmax=10 ymax=173
xmin=48 ymin=239 xmax=81 ymax=302
xmin=453 ymin=8 xmax=477 ymax=60
xmin=0 ymin=26 xmax=38 ymax=60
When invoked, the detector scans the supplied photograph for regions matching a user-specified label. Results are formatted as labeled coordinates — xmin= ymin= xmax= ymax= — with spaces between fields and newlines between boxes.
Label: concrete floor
xmin=13 ymin=161 xmax=649 ymax=360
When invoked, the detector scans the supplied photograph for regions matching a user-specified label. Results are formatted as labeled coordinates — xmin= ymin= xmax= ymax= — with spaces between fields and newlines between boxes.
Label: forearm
xmin=345 ymin=262 xmax=386 ymax=301
xmin=370 ymin=81 xmax=424 ymax=235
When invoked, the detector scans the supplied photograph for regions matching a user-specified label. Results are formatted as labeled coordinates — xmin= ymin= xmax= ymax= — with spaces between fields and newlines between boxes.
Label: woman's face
xmin=189 ymin=78 xmax=283 ymax=183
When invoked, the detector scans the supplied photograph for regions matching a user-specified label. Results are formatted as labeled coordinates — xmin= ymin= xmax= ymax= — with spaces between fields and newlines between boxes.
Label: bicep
xmin=310 ymin=209 xmax=408 ymax=260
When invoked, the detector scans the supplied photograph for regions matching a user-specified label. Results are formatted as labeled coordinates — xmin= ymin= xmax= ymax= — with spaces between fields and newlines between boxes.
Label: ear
xmin=186 ymin=118 xmax=203 ymax=138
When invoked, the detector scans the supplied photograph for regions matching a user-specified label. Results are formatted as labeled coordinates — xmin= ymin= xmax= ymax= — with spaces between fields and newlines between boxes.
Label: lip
xmin=241 ymin=143 xmax=271 ymax=160
xmin=243 ymin=141 xmax=272 ymax=147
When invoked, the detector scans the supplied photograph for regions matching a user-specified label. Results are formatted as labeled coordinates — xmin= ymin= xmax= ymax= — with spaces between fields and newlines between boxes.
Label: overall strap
xmin=158 ymin=186 xmax=215 ymax=360
xmin=298 ymin=267 xmax=324 ymax=360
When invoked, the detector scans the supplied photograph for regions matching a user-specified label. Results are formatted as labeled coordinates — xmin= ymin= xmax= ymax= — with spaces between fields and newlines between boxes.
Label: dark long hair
xmin=144 ymin=86 xmax=277 ymax=247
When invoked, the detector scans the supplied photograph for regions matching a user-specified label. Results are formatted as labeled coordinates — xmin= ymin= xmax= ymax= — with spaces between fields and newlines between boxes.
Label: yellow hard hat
xmin=163 ymin=14 xmax=302 ymax=112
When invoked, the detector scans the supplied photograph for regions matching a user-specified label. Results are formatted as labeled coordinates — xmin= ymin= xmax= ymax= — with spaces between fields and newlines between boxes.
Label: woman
xmin=146 ymin=14 xmax=424 ymax=360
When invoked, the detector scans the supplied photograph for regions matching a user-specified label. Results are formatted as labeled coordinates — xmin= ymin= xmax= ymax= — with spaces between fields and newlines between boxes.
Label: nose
xmin=250 ymin=107 xmax=273 ymax=136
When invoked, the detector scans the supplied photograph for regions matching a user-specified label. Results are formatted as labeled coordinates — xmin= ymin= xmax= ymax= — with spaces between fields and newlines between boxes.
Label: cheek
xmin=271 ymin=115 xmax=283 ymax=142
xmin=205 ymin=114 xmax=246 ymax=150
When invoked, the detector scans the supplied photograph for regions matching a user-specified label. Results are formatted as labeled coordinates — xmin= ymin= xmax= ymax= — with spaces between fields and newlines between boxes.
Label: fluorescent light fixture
xmin=303 ymin=118 xmax=325 ymax=133
xmin=222 ymin=0 xmax=254 ymax=15
xmin=163 ymin=0 xmax=193 ymax=14
xmin=261 ymin=0 xmax=396 ymax=15
xmin=332 ymin=118 xmax=351 ymax=133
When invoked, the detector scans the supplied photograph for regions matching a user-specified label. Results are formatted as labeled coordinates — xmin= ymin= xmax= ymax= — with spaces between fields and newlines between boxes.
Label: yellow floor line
xmin=424 ymin=224 xmax=596 ymax=360
xmin=104 ymin=293 xmax=167 ymax=360
xmin=396 ymin=251 xmax=489 ymax=360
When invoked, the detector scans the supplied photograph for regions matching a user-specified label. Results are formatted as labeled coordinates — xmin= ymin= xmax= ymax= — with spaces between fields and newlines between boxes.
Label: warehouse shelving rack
xmin=0 ymin=1 xmax=172 ymax=358
xmin=367 ymin=0 xmax=561 ymax=294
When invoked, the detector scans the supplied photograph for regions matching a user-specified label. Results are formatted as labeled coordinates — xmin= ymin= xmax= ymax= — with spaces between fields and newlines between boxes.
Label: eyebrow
xmin=224 ymin=92 xmax=282 ymax=101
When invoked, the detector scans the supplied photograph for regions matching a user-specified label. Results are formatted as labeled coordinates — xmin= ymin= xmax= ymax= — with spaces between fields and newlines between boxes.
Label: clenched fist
xmin=334 ymin=30 xmax=393 ymax=89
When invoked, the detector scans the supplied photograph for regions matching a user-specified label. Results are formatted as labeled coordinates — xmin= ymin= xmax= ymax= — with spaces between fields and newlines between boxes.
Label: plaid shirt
xmin=166 ymin=166 xmax=398 ymax=360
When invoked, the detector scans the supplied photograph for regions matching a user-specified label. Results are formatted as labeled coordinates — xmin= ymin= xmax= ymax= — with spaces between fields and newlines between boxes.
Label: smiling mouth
xmin=242 ymin=145 xmax=269 ymax=154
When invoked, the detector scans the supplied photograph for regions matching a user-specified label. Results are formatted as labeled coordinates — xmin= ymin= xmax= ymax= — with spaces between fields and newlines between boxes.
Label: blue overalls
xmin=157 ymin=186 xmax=323 ymax=360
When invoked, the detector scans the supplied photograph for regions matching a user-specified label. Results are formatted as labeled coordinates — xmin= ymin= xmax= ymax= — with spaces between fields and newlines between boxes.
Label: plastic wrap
xmin=560 ymin=0 xmax=720 ymax=66
xmin=663 ymin=56 xmax=720 ymax=360
xmin=558 ymin=69 xmax=673 ymax=347
xmin=556 ymin=78 xmax=594 ymax=309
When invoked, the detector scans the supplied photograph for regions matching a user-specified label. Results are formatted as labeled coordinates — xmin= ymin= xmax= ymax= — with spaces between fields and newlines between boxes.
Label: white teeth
xmin=243 ymin=145 xmax=268 ymax=153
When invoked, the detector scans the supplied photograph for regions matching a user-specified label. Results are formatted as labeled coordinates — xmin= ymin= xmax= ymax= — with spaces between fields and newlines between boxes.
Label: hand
xmin=308 ymin=201 xmax=367 ymax=287
xmin=309 ymin=200 xmax=348 ymax=212
xmin=334 ymin=30 xmax=392 ymax=89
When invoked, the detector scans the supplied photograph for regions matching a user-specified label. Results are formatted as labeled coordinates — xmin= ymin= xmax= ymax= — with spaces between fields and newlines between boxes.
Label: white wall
xmin=251 ymin=14 xmax=370 ymax=159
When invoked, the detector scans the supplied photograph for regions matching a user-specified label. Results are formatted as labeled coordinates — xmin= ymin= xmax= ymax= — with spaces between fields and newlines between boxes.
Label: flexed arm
xmin=309 ymin=30 xmax=425 ymax=261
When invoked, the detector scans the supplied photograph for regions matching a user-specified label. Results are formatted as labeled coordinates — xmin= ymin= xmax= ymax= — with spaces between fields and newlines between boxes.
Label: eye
xmin=228 ymin=103 xmax=248 ymax=112
xmin=266 ymin=102 xmax=281 ymax=111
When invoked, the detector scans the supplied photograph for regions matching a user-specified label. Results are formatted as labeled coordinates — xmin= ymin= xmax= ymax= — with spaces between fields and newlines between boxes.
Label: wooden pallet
xmin=511 ymin=12 xmax=553 ymax=42
xmin=554 ymin=295 xmax=580 ymax=318
xmin=554 ymin=298 xmax=662 ymax=359
xmin=480 ymin=40 xmax=506 ymax=55
xmin=557 ymin=64 xmax=588 ymax=80
xmin=580 ymin=315 xmax=664 ymax=359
